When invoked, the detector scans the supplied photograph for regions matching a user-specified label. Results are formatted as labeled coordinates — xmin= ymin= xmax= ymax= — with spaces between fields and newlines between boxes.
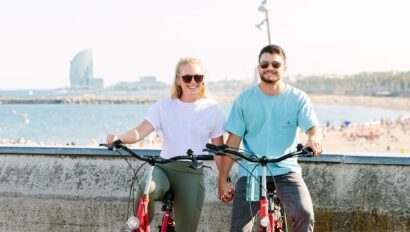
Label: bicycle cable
xmin=220 ymin=146 xmax=270 ymax=192
xmin=113 ymin=148 xmax=148 ymax=220
xmin=130 ymin=162 xmax=148 ymax=217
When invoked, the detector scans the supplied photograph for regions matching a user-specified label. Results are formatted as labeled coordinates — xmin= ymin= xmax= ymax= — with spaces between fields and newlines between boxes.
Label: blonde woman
xmin=106 ymin=57 xmax=225 ymax=232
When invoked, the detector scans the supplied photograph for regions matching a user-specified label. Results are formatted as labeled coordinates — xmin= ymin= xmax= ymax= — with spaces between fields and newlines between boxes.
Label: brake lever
xmin=99 ymin=143 xmax=115 ymax=151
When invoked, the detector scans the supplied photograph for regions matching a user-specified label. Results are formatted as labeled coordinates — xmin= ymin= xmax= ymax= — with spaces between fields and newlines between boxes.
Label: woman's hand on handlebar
xmin=106 ymin=134 xmax=120 ymax=146
xmin=218 ymin=174 xmax=235 ymax=203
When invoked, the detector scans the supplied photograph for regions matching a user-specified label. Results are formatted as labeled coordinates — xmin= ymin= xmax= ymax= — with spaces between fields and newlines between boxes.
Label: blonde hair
xmin=171 ymin=57 xmax=208 ymax=99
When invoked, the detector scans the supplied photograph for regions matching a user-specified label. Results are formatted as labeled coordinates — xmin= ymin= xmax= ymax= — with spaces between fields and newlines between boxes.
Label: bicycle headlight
xmin=127 ymin=216 xmax=140 ymax=230
xmin=260 ymin=216 xmax=270 ymax=227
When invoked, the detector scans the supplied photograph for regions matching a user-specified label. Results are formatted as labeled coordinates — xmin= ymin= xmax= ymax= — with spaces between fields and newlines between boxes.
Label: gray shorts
xmin=230 ymin=172 xmax=314 ymax=232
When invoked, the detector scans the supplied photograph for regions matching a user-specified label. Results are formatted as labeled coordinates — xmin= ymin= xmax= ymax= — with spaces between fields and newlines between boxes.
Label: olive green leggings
xmin=135 ymin=162 xmax=205 ymax=232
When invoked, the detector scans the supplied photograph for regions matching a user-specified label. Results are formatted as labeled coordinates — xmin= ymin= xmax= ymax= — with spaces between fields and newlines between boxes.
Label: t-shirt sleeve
xmin=145 ymin=100 xmax=162 ymax=131
xmin=298 ymin=95 xmax=320 ymax=133
xmin=225 ymin=97 xmax=246 ymax=137
xmin=210 ymin=106 xmax=226 ymax=139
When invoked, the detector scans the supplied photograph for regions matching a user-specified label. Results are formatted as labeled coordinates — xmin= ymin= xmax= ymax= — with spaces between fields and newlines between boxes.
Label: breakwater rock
xmin=0 ymin=96 xmax=159 ymax=104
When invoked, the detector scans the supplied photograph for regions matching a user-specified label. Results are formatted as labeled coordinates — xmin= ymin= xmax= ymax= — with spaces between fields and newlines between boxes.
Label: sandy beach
xmin=299 ymin=118 xmax=410 ymax=154
xmin=299 ymin=95 xmax=410 ymax=154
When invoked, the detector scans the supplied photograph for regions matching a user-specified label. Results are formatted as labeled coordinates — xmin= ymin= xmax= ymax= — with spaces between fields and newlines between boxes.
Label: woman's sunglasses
xmin=259 ymin=61 xmax=282 ymax=69
xmin=180 ymin=74 xmax=204 ymax=84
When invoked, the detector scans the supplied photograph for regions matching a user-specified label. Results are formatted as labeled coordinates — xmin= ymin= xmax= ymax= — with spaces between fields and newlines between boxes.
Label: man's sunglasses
xmin=259 ymin=61 xmax=282 ymax=69
xmin=180 ymin=74 xmax=204 ymax=84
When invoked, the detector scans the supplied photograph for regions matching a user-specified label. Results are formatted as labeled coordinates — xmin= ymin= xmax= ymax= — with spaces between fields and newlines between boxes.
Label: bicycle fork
xmin=129 ymin=165 xmax=155 ymax=232
xmin=259 ymin=165 xmax=271 ymax=232
xmin=268 ymin=194 xmax=285 ymax=232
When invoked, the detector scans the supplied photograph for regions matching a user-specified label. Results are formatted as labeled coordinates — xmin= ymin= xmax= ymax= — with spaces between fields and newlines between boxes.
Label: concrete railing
xmin=0 ymin=146 xmax=409 ymax=232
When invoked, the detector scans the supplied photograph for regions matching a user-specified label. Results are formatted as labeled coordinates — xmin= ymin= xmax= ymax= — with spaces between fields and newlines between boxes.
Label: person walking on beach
xmin=106 ymin=57 xmax=225 ymax=232
xmin=217 ymin=44 xmax=323 ymax=232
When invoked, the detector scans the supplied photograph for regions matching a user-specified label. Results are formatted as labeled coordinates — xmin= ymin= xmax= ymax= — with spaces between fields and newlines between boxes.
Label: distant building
xmin=112 ymin=76 xmax=168 ymax=90
xmin=70 ymin=50 xmax=104 ymax=89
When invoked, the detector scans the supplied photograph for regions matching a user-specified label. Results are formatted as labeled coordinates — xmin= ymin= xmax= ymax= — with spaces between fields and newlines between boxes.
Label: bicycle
xmin=205 ymin=143 xmax=313 ymax=232
xmin=101 ymin=139 xmax=214 ymax=232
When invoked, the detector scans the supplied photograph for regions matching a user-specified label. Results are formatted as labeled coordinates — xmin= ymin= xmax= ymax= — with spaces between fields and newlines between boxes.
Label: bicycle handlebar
xmin=100 ymin=140 xmax=214 ymax=168
xmin=204 ymin=143 xmax=313 ymax=165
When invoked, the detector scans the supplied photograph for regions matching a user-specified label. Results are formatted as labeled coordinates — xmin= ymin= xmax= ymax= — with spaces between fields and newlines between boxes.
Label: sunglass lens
xmin=272 ymin=62 xmax=281 ymax=69
xmin=193 ymin=75 xmax=204 ymax=83
xmin=260 ymin=61 xmax=269 ymax=69
xmin=181 ymin=75 xmax=193 ymax=83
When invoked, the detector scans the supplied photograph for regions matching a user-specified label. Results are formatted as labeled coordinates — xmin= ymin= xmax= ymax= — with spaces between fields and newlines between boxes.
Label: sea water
xmin=1 ymin=103 xmax=409 ymax=145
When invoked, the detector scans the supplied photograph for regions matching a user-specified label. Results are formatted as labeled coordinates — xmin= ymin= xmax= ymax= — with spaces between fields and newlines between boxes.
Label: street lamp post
xmin=258 ymin=0 xmax=272 ymax=45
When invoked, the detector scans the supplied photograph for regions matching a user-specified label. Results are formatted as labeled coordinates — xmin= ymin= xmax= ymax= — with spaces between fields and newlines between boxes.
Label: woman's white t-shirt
xmin=145 ymin=98 xmax=225 ymax=159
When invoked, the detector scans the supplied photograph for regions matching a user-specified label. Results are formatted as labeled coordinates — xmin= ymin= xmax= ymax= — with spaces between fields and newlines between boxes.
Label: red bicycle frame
xmin=257 ymin=162 xmax=287 ymax=232
xmin=129 ymin=165 xmax=154 ymax=232
xmin=130 ymin=165 xmax=174 ymax=232
xmin=159 ymin=199 xmax=175 ymax=231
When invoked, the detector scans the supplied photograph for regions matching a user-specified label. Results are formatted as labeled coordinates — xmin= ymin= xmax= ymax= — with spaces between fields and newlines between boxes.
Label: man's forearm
xmin=307 ymin=126 xmax=323 ymax=141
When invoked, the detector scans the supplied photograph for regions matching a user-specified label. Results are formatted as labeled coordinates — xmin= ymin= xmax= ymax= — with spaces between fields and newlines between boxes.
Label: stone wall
xmin=0 ymin=146 xmax=409 ymax=232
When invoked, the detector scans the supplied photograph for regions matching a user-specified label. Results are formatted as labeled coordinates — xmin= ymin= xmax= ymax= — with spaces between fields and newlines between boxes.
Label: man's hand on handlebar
xmin=304 ymin=141 xmax=322 ymax=156
xmin=305 ymin=126 xmax=323 ymax=156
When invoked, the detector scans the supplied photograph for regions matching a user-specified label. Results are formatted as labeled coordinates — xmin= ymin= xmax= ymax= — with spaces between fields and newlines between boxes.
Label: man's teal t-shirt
xmin=225 ymin=84 xmax=319 ymax=177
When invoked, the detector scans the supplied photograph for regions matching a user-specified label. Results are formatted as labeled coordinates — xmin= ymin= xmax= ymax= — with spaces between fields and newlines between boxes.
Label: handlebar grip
xmin=302 ymin=147 xmax=314 ymax=157
xmin=195 ymin=155 xmax=214 ymax=161
xmin=205 ymin=143 xmax=228 ymax=154
xmin=206 ymin=143 xmax=220 ymax=151
xmin=100 ymin=139 xmax=124 ymax=150
xmin=99 ymin=143 xmax=114 ymax=151
xmin=113 ymin=139 xmax=123 ymax=148
xmin=304 ymin=147 xmax=313 ymax=152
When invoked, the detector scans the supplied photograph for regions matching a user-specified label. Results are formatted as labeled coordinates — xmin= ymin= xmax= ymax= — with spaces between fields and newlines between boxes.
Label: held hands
xmin=218 ymin=175 xmax=235 ymax=203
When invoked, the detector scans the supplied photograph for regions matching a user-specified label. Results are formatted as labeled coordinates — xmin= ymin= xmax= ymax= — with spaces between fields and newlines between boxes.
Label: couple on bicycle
xmin=106 ymin=44 xmax=323 ymax=232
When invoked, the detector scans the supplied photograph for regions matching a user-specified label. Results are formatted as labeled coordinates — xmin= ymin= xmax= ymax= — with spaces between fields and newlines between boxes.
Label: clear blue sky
xmin=1 ymin=0 xmax=409 ymax=90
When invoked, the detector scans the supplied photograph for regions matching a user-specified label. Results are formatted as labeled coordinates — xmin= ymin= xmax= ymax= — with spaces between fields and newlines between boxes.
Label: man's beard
xmin=259 ymin=72 xmax=280 ymax=84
